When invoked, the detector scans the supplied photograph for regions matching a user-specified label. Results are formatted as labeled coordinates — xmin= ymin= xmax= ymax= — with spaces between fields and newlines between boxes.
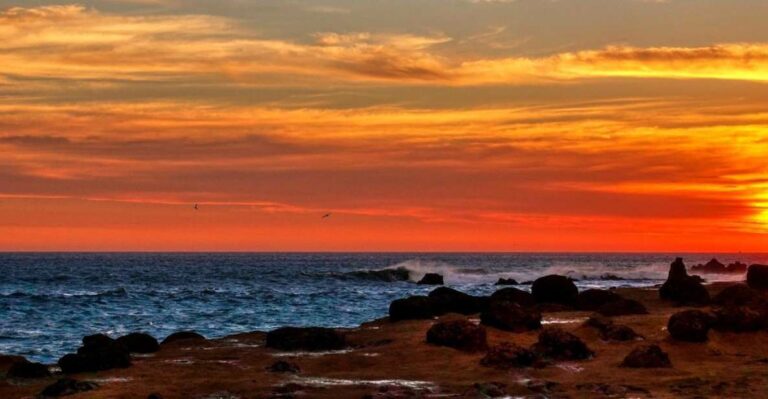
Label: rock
xmin=363 ymin=386 xmax=425 ymax=399
xmin=389 ymin=296 xmax=435 ymax=321
xmin=601 ymin=324 xmax=641 ymax=341
xmin=727 ymin=261 xmax=748 ymax=273
xmin=596 ymin=299 xmax=648 ymax=316
xmin=621 ymin=345 xmax=671 ymax=368
xmin=267 ymin=360 xmax=300 ymax=373
xmin=712 ymin=306 xmax=766 ymax=332
xmin=691 ymin=258 xmax=726 ymax=273
xmin=668 ymin=310 xmax=713 ymax=342
xmin=116 ymin=332 xmax=159 ymax=353
xmin=480 ymin=300 xmax=541 ymax=332
xmin=659 ymin=258 xmax=710 ymax=305
xmin=426 ymin=320 xmax=487 ymax=352
xmin=480 ymin=342 xmax=538 ymax=369
xmin=495 ymin=278 xmax=518 ymax=286
xmin=599 ymin=274 xmax=625 ymax=281
xmin=532 ymin=327 xmax=593 ymax=361
xmin=58 ymin=334 xmax=131 ymax=374
xmin=0 ymin=355 xmax=27 ymax=373
xmin=531 ymin=275 xmax=578 ymax=305
xmin=488 ymin=287 xmax=535 ymax=307
xmin=348 ymin=267 xmax=410 ymax=282
xmin=428 ymin=287 xmax=484 ymax=315
xmin=417 ymin=273 xmax=444 ymax=285
xmin=6 ymin=360 xmax=51 ymax=379
xmin=584 ymin=315 xmax=614 ymax=331
xmin=161 ymin=331 xmax=206 ymax=345
xmin=461 ymin=382 xmax=508 ymax=398
xmin=147 ymin=394 xmax=164 ymax=399
xmin=39 ymin=378 xmax=98 ymax=397
xmin=576 ymin=289 xmax=623 ymax=311
xmin=712 ymin=284 xmax=764 ymax=307
xmin=266 ymin=327 xmax=346 ymax=351
xmin=747 ymin=264 xmax=768 ymax=290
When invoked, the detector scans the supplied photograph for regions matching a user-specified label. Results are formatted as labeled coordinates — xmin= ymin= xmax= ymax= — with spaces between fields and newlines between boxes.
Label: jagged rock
xmin=712 ymin=284 xmax=764 ymax=307
xmin=621 ymin=345 xmax=671 ymax=368
xmin=267 ymin=360 xmax=300 ymax=373
xmin=161 ymin=331 xmax=206 ymax=345
xmin=389 ymin=296 xmax=435 ymax=321
xmin=747 ymin=264 xmax=768 ymax=290
xmin=495 ymin=278 xmax=518 ymax=286
xmin=58 ymin=334 xmax=131 ymax=374
xmin=532 ymin=327 xmax=593 ymax=360
xmin=348 ymin=267 xmax=410 ymax=282
xmin=417 ymin=273 xmax=444 ymax=285
xmin=691 ymin=258 xmax=726 ymax=273
xmin=659 ymin=258 xmax=710 ymax=305
xmin=39 ymin=378 xmax=98 ymax=397
xmin=727 ymin=261 xmax=748 ymax=273
xmin=266 ymin=327 xmax=346 ymax=351
xmin=667 ymin=310 xmax=713 ymax=342
xmin=480 ymin=301 xmax=541 ymax=332
xmin=116 ymin=332 xmax=159 ymax=353
xmin=426 ymin=320 xmax=487 ymax=352
xmin=596 ymin=299 xmax=648 ymax=316
xmin=480 ymin=343 xmax=538 ymax=369
xmin=489 ymin=287 xmax=535 ymax=307
xmin=577 ymin=289 xmax=623 ymax=311
xmin=6 ymin=360 xmax=51 ymax=379
xmin=428 ymin=287 xmax=485 ymax=315
xmin=531 ymin=275 xmax=578 ymax=305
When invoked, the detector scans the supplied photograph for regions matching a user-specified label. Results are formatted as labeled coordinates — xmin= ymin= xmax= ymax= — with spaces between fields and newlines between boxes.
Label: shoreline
xmin=3 ymin=261 xmax=768 ymax=398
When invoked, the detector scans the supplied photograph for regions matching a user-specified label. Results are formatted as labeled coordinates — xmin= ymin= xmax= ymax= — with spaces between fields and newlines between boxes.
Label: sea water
xmin=1 ymin=252 xmax=764 ymax=362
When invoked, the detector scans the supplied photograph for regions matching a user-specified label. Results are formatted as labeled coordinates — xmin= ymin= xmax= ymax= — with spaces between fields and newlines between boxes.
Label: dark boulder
xmin=428 ymin=287 xmax=484 ymax=315
xmin=532 ymin=327 xmax=593 ymax=361
xmin=667 ymin=310 xmax=713 ymax=342
xmin=116 ymin=332 xmax=159 ymax=353
xmin=39 ymin=378 xmax=98 ymax=397
xmin=712 ymin=284 xmax=764 ymax=307
xmin=58 ymin=334 xmax=131 ymax=374
xmin=489 ymin=287 xmax=535 ymax=307
xmin=596 ymin=299 xmax=648 ymax=316
xmin=161 ymin=331 xmax=206 ymax=345
xmin=620 ymin=345 xmax=671 ymax=368
xmin=584 ymin=315 xmax=614 ymax=331
xmin=348 ymin=267 xmax=410 ymax=282
xmin=0 ymin=355 xmax=26 ymax=374
xmin=495 ymin=278 xmax=518 ymax=286
xmin=426 ymin=320 xmax=487 ymax=352
xmin=576 ymin=289 xmax=623 ymax=311
xmin=659 ymin=258 xmax=710 ymax=305
xmin=480 ymin=301 xmax=541 ymax=332
xmin=6 ymin=360 xmax=51 ymax=379
xmin=691 ymin=258 xmax=726 ymax=273
xmin=531 ymin=275 xmax=578 ymax=305
xmin=480 ymin=343 xmax=538 ymax=369
xmin=267 ymin=360 xmax=300 ymax=373
xmin=389 ymin=296 xmax=435 ymax=321
xmin=747 ymin=264 xmax=768 ymax=290
xmin=712 ymin=306 xmax=766 ymax=332
xmin=601 ymin=324 xmax=641 ymax=342
xmin=417 ymin=273 xmax=444 ymax=285
xmin=266 ymin=327 xmax=346 ymax=351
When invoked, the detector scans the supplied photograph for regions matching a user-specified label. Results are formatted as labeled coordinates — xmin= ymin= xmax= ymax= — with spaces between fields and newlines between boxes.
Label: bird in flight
xmin=322 ymin=213 xmax=331 ymax=219
xmin=194 ymin=204 xmax=199 ymax=210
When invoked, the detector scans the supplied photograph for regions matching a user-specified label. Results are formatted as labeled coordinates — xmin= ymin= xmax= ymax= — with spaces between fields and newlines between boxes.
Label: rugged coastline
xmin=3 ymin=259 xmax=768 ymax=398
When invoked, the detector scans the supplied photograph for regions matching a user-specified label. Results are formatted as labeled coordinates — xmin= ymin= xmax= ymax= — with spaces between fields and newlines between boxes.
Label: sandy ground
xmin=2 ymin=283 xmax=768 ymax=398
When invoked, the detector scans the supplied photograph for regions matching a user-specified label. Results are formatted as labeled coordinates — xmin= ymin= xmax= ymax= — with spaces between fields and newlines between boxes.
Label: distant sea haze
xmin=1 ymin=252 xmax=765 ymax=362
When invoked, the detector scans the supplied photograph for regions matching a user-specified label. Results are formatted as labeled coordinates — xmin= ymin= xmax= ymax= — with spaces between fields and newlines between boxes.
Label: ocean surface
xmin=1 ymin=252 xmax=765 ymax=363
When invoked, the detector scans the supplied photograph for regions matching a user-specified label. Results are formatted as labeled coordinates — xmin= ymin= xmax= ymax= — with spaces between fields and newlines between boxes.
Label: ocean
xmin=1 ymin=252 xmax=764 ymax=363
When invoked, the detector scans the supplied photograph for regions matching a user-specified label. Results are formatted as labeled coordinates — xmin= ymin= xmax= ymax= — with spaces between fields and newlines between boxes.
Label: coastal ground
xmin=2 ymin=283 xmax=768 ymax=399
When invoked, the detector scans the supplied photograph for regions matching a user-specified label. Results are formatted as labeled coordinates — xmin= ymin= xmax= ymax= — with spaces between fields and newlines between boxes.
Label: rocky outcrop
xmin=426 ymin=320 xmax=487 ymax=352
xmin=161 ymin=331 xmax=206 ymax=345
xmin=428 ymin=287 xmax=485 ymax=315
xmin=576 ymin=289 xmax=622 ymax=311
xmin=747 ymin=264 xmax=768 ymax=290
xmin=266 ymin=327 xmax=346 ymax=351
xmin=691 ymin=258 xmax=726 ymax=273
xmin=659 ymin=258 xmax=710 ymax=306
xmin=712 ymin=306 xmax=766 ymax=332
xmin=712 ymin=284 xmax=764 ymax=307
xmin=532 ymin=327 xmax=593 ymax=361
xmin=667 ymin=310 xmax=713 ymax=342
xmin=39 ymin=378 xmax=98 ymax=397
xmin=417 ymin=273 xmax=444 ymax=285
xmin=348 ymin=267 xmax=410 ymax=282
xmin=389 ymin=296 xmax=435 ymax=321
xmin=495 ymin=278 xmax=518 ymax=286
xmin=531 ymin=275 xmax=578 ymax=306
xmin=6 ymin=360 xmax=51 ymax=379
xmin=621 ymin=345 xmax=671 ymax=368
xmin=596 ymin=299 xmax=648 ymax=316
xmin=267 ymin=360 xmax=300 ymax=373
xmin=583 ymin=316 xmax=641 ymax=342
xmin=480 ymin=343 xmax=538 ymax=369
xmin=489 ymin=287 xmax=535 ymax=307
xmin=726 ymin=261 xmax=748 ymax=273
xmin=58 ymin=334 xmax=131 ymax=374
xmin=480 ymin=301 xmax=542 ymax=332
xmin=116 ymin=332 xmax=159 ymax=353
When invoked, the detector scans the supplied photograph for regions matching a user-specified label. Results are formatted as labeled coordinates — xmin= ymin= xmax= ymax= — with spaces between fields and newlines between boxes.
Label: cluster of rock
xmin=691 ymin=258 xmax=748 ymax=274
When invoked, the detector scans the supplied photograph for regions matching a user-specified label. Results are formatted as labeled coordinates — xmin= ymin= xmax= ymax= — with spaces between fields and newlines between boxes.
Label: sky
xmin=1 ymin=0 xmax=767 ymax=251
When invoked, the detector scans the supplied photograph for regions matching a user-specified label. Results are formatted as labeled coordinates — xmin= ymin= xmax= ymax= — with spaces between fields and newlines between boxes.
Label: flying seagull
xmin=194 ymin=204 xmax=199 ymax=210
xmin=322 ymin=213 xmax=331 ymax=219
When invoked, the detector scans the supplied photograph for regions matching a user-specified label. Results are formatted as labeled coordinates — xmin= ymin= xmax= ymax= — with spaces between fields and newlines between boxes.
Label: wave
xmin=0 ymin=287 xmax=128 ymax=299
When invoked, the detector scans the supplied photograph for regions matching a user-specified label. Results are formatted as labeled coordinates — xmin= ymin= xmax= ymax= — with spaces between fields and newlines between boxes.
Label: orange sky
xmin=1 ymin=1 xmax=767 ymax=251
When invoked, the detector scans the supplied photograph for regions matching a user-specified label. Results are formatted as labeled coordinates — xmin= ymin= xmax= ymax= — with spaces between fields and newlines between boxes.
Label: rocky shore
xmin=3 ymin=258 xmax=768 ymax=398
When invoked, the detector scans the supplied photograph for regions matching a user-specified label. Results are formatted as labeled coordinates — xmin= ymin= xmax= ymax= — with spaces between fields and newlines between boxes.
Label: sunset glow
xmin=1 ymin=0 xmax=767 ymax=251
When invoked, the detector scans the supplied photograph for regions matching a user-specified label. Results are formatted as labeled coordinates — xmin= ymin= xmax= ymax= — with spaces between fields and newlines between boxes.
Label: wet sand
xmin=2 ymin=283 xmax=768 ymax=398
